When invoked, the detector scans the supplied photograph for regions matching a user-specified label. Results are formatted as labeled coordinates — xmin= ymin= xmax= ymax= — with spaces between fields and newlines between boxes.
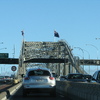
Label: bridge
xmin=0 ymin=39 xmax=100 ymax=75
xmin=18 ymin=40 xmax=86 ymax=76
xmin=0 ymin=39 xmax=100 ymax=100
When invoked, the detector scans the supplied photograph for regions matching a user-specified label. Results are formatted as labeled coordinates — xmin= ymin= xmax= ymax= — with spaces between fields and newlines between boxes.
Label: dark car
xmin=5 ymin=76 xmax=13 ymax=82
xmin=67 ymin=73 xmax=86 ymax=82
xmin=60 ymin=73 xmax=87 ymax=82
xmin=92 ymin=70 xmax=100 ymax=83
xmin=0 ymin=76 xmax=12 ymax=83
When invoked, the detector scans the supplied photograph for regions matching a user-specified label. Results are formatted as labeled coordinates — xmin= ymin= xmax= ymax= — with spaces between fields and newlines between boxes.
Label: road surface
xmin=9 ymin=86 xmax=71 ymax=100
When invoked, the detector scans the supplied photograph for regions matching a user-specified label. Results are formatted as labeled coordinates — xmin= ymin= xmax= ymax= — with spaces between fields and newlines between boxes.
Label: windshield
xmin=28 ymin=70 xmax=51 ymax=76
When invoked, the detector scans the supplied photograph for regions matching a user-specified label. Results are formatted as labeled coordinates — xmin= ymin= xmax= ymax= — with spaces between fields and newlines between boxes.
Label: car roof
xmin=83 ymin=74 xmax=91 ymax=76
xmin=26 ymin=67 xmax=51 ymax=72
xmin=68 ymin=73 xmax=83 ymax=75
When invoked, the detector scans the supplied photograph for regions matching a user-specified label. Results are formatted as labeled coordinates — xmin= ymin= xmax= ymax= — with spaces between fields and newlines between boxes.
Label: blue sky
xmin=0 ymin=0 xmax=100 ymax=75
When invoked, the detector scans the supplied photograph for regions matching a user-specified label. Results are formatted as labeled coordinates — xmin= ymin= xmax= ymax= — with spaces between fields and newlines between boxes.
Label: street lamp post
xmin=74 ymin=47 xmax=84 ymax=71
xmin=86 ymin=44 xmax=99 ymax=70
xmin=86 ymin=44 xmax=99 ymax=59
xmin=95 ymin=38 xmax=100 ymax=40
xmin=74 ymin=47 xmax=91 ymax=74
xmin=74 ymin=47 xmax=84 ymax=59
xmin=0 ymin=42 xmax=3 ymax=44
xmin=82 ymin=49 xmax=90 ymax=74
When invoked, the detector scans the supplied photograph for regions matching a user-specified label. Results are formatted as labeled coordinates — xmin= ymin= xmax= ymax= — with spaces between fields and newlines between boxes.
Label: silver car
xmin=22 ymin=67 xmax=56 ymax=97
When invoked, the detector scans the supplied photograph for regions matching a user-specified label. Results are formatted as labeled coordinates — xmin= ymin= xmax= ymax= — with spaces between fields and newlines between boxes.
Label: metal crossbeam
xmin=0 ymin=58 xmax=18 ymax=64
xmin=80 ymin=59 xmax=100 ymax=65
xmin=24 ymin=58 xmax=68 ymax=63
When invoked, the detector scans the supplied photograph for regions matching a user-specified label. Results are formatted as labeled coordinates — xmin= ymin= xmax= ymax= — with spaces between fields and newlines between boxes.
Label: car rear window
xmin=68 ymin=74 xmax=84 ymax=79
xmin=28 ymin=70 xmax=51 ymax=76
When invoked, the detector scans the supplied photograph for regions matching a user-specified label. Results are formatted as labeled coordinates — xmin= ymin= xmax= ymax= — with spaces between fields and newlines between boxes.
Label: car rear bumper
xmin=23 ymin=83 xmax=56 ymax=88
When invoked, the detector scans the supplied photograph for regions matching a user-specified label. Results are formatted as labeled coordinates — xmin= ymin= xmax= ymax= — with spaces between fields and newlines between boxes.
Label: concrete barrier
xmin=0 ymin=92 xmax=7 ymax=100
xmin=0 ymin=83 xmax=22 ymax=100
xmin=56 ymin=81 xmax=100 ymax=100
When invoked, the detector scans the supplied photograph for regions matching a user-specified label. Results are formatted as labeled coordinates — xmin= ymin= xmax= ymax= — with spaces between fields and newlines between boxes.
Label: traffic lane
xmin=10 ymin=86 xmax=70 ymax=100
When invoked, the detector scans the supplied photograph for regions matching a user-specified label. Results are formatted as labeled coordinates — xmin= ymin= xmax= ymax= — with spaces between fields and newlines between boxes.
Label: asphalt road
xmin=9 ymin=86 xmax=71 ymax=100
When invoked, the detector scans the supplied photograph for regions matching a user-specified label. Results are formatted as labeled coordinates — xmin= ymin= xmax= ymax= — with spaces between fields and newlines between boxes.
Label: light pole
xmin=0 ymin=42 xmax=3 ymax=44
xmin=82 ymin=49 xmax=90 ymax=74
xmin=74 ymin=47 xmax=91 ymax=74
xmin=74 ymin=47 xmax=84 ymax=59
xmin=95 ymin=38 xmax=100 ymax=40
xmin=74 ymin=47 xmax=84 ymax=71
xmin=82 ymin=49 xmax=90 ymax=59
xmin=75 ymin=54 xmax=83 ymax=58
xmin=86 ymin=44 xmax=99 ymax=59
xmin=86 ymin=44 xmax=99 ymax=70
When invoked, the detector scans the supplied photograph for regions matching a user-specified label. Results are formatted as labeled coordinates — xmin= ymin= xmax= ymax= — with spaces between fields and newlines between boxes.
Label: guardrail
xmin=0 ymin=83 xmax=22 ymax=100
xmin=56 ymin=81 xmax=100 ymax=100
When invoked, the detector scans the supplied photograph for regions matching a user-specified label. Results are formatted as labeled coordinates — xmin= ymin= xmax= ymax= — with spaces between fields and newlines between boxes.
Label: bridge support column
xmin=72 ymin=66 xmax=76 ymax=73
xmin=55 ymin=64 xmax=60 ymax=76
xmin=18 ymin=63 xmax=26 ymax=75
xmin=63 ymin=63 xmax=70 ymax=75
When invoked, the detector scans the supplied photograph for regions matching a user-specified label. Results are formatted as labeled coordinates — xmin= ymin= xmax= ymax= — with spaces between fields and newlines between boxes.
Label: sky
xmin=0 ymin=0 xmax=100 ymax=75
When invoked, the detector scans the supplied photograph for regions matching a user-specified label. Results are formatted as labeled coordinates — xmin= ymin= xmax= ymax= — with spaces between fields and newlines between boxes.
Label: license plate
xmin=36 ymin=79 xmax=43 ymax=82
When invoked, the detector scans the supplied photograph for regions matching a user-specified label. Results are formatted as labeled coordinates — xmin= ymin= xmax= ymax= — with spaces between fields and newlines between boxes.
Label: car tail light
xmin=24 ymin=77 xmax=29 ymax=80
xmin=49 ymin=77 xmax=55 ymax=80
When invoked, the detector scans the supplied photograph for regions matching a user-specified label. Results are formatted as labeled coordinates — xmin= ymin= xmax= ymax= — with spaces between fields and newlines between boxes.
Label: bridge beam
xmin=80 ymin=59 xmax=100 ymax=65
xmin=0 ymin=58 xmax=18 ymax=64
xmin=24 ymin=58 xmax=68 ymax=63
